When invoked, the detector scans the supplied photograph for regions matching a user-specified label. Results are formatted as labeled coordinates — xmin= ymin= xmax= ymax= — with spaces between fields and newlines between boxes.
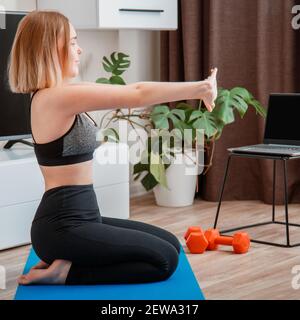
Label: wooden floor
xmin=1 ymin=192 xmax=300 ymax=300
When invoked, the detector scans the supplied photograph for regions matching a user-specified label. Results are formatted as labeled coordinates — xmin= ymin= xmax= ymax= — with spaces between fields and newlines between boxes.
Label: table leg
xmin=214 ymin=154 xmax=232 ymax=229
xmin=272 ymin=160 xmax=276 ymax=222
xmin=283 ymin=159 xmax=290 ymax=246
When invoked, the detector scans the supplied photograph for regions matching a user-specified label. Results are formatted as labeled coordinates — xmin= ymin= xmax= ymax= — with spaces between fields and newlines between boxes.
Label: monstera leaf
xmin=213 ymin=87 xmax=267 ymax=125
xmin=109 ymin=75 xmax=126 ymax=85
xmin=150 ymin=105 xmax=188 ymax=135
xmin=95 ymin=77 xmax=110 ymax=84
xmin=96 ymin=52 xmax=130 ymax=85
xmin=102 ymin=52 xmax=130 ymax=76
xmin=189 ymin=110 xmax=218 ymax=139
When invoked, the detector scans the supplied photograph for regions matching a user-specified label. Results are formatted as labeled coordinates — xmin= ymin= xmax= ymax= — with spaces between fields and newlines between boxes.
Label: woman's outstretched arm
xmin=50 ymin=68 xmax=218 ymax=117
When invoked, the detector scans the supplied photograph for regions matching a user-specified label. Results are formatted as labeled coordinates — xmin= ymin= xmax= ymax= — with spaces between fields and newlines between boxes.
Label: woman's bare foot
xmin=31 ymin=260 xmax=49 ymax=270
xmin=202 ymin=67 xmax=218 ymax=112
xmin=17 ymin=259 xmax=72 ymax=285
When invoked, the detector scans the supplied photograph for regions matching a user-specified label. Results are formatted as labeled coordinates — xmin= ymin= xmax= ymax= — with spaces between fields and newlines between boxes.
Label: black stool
xmin=213 ymin=151 xmax=300 ymax=247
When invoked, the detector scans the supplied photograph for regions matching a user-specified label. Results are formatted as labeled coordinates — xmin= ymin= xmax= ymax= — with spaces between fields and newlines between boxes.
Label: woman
xmin=8 ymin=10 xmax=218 ymax=285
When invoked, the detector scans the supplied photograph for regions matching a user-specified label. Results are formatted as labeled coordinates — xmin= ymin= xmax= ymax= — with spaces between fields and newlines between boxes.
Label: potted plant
xmin=96 ymin=52 xmax=267 ymax=207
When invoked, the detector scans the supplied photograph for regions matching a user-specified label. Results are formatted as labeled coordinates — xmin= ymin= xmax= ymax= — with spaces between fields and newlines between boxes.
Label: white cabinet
xmin=37 ymin=0 xmax=99 ymax=29
xmin=37 ymin=0 xmax=178 ymax=30
xmin=0 ymin=142 xmax=130 ymax=250
xmin=0 ymin=0 xmax=36 ymax=12
xmin=0 ymin=148 xmax=44 ymax=251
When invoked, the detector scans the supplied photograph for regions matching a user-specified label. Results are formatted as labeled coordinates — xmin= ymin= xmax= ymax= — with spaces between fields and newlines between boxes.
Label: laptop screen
xmin=264 ymin=94 xmax=300 ymax=145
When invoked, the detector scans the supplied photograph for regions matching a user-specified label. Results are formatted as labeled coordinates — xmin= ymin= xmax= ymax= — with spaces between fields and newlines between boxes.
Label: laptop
xmin=228 ymin=93 xmax=300 ymax=156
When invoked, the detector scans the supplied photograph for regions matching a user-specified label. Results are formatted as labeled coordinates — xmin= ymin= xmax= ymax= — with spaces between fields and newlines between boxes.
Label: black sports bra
xmin=30 ymin=89 xmax=101 ymax=166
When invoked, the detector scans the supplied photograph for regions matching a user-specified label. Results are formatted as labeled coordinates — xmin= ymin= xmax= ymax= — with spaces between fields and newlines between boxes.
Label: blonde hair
xmin=7 ymin=10 xmax=71 ymax=93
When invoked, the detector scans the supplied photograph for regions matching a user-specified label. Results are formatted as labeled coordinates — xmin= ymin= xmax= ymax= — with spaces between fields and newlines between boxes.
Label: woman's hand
xmin=201 ymin=68 xmax=218 ymax=112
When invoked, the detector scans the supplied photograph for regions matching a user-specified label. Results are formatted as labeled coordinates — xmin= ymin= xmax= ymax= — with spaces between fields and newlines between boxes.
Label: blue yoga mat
xmin=15 ymin=245 xmax=204 ymax=300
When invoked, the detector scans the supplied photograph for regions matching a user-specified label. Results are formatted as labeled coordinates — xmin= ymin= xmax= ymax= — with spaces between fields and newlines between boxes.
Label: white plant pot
xmin=153 ymin=149 xmax=199 ymax=207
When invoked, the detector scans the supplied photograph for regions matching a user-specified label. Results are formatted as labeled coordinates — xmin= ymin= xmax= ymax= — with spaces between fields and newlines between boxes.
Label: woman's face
xmin=61 ymin=22 xmax=83 ymax=80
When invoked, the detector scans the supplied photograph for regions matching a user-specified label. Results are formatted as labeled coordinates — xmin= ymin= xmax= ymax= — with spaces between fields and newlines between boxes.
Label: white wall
xmin=0 ymin=0 xmax=160 ymax=198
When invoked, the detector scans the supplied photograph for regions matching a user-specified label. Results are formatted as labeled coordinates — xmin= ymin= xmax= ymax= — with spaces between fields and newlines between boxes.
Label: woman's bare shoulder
xmin=32 ymin=82 xmax=141 ymax=117
xmin=32 ymin=85 xmax=83 ymax=113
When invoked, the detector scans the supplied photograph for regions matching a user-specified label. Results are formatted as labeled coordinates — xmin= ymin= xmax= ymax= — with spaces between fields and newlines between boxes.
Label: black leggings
xmin=30 ymin=184 xmax=181 ymax=285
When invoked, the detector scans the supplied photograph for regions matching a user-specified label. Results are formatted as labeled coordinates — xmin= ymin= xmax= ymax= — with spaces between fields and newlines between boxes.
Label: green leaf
xmin=150 ymin=152 xmax=168 ymax=189
xmin=231 ymin=87 xmax=252 ymax=101
xmin=170 ymin=109 xmax=185 ymax=121
xmin=188 ymin=110 xmax=203 ymax=123
xmin=170 ymin=116 xmax=192 ymax=136
xmin=151 ymin=106 xmax=189 ymax=131
xmin=96 ymin=77 xmax=110 ymax=84
xmin=217 ymin=88 xmax=230 ymax=99
xmin=151 ymin=114 xmax=169 ymax=129
xmin=175 ymin=103 xmax=195 ymax=121
xmin=175 ymin=102 xmax=194 ymax=111
xmin=151 ymin=105 xmax=170 ymax=115
xmin=141 ymin=172 xmax=159 ymax=191
xmin=192 ymin=111 xmax=218 ymax=139
xmin=167 ymin=113 xmax=181 ymax=127
xmin=102 ymin=56 xmax=114 ymax=73
xmin=213 ymin=87 xmax=266 ymax=124
xmin=102 ymin=52 xmax=130 ymax=76
xmin=214 ymin=104 xmax=235 ymax=124
xmin=232 ymin=94 xmax=249 ymax=118
xmin=214 ymin=120 xmax=225 ymax=140
xmin=213 ymin=90 xmax=235 ymax=124
xmin=250 ymin=99 xmax=267 ymax=117
xmin=109 ymin=75 xmax=126 ymax=85
xmin=150 ymin=105 xmax=170 ymax=129
xmin=133 ymin=162 xmax=149 ymax=174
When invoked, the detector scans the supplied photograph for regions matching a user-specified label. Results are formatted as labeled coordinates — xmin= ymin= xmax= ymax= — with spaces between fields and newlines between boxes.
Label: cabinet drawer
xmin=0 ymin=200 xmax=39 ymax=250
xmin=0 ymin=0 xmax=36 ymax=12
xmin=98 ymin=0 xmax=177 ymax=30
xmin=0 ymin=159 xmax=44 ymax=208
xmin=37 ymin=0 xmax=177 ymax=30
xmin=94 ymin=182 xmax=129 ymax=219
xmin=37 ymin=0 xmax=99 ymax=29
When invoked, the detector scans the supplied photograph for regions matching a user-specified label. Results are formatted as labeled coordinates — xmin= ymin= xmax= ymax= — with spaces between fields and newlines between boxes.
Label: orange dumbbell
xmin=204 ymin=229 xmax=250 ymax=254
xmin=184 ymin=226 xmax=208 ymax=254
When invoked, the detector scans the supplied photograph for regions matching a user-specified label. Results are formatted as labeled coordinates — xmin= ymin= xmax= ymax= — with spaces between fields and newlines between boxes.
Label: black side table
xmin=213 ymin=151 xmax=300 ymax=247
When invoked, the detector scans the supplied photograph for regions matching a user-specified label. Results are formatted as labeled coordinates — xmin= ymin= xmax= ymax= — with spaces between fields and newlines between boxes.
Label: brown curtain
xmin=160 ymin=0 xmax=300 ymax=204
